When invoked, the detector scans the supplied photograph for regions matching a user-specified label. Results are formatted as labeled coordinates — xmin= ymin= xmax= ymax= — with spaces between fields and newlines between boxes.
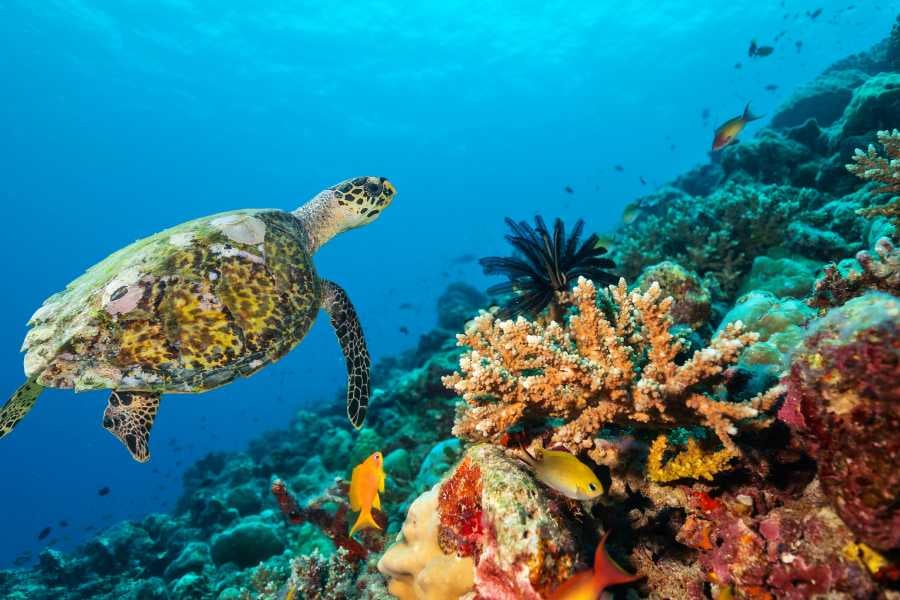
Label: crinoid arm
xmin=322 ymin=280 xmax=370 ymax=429
xmin=479 ymin=216 xmax=617 ymax=319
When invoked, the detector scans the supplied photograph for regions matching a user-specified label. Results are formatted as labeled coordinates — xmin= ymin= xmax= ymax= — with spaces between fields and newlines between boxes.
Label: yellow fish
xmin=521 ymin=446 xmax=603 ymax=500
xmin=593 ymin=233 xmax=615 ymax=251
xmin=621 ymin=202 xmax=642 ymax=225
xmin=348 ymin=451 xmax=385 ymax=536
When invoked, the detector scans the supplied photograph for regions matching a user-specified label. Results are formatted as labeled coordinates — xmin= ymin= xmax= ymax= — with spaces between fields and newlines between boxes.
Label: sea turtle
xmin=0 ymin=176 xmax=396 ymax=462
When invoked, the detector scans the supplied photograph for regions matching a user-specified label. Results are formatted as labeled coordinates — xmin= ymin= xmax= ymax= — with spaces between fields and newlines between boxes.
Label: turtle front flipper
xmin=0 ymin=378 xmax=44 ymax=439
xmin=103 ymin=391 xmax=160 ymax=463
xmin=322 ymin=280 xmax=370 ymax=429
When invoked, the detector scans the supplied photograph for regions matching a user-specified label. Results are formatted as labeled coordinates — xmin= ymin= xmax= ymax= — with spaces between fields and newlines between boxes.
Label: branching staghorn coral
xmin=847 ymin=129 xmax=900 ymax=229
xmin=444 ymin=277 xmax=779 ymax=460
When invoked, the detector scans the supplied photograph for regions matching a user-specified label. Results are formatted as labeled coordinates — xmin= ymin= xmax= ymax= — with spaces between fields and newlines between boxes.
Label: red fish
xmin=549 ymin=532 xmax=641 ymax=600
xmin=712 ymin=103 xmax=763 ymax=151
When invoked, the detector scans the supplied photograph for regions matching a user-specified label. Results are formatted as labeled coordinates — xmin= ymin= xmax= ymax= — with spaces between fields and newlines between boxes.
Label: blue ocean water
xmin=0 ymin=0 xmax=894 ymax=569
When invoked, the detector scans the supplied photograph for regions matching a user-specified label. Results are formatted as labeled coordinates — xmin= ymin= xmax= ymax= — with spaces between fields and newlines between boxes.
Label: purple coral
xmin=781 ymin=292 xmax=900 ymax=550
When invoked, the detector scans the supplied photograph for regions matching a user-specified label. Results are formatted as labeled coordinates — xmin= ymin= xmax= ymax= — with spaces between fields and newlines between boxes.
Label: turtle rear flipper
xmin=322 ymin=280 xmax=370 ymax=429
xmin=0 ymin=378 xmax=44 ymax=438
xmin=103 ymin=391 xmax=160 ymax=463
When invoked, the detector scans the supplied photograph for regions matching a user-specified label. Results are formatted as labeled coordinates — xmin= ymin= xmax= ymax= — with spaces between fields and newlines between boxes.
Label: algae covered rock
xmin=737 ymin=255 xmax=820 ymax=299
xmin=412 ymin=438 xmax=462 ymax=495
xmin=635 ymin=261 xmax=711 ymax=329
xmin=210 ymin=517 xmax=285 ymax=568
xmin=164 ymin=541 xmax=211 ymax=580
xmin=834 ymin=71 xmax=900 ymax=140
xmin=771 ymin=68 xmax=866 ymax=130
xmin=719 ymin=291 xmax=814 ymax=376
xmin=225 ymin=485 xmax=262 ymax=516
xmin=781 ymin=293 xmax=900 ymax=550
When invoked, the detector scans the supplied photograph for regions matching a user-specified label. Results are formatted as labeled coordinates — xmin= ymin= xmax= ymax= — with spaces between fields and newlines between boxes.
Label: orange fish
xmin=549 ymin=532 xmax=641 ymax=600
xmin=348 ymin=451 xmax=385 ymax=536
xmin=711 ymin=102 xmax=763 ymax=151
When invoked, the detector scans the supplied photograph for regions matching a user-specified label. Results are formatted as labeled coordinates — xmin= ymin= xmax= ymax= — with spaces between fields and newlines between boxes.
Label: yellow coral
xmin=843 ymin=542 xmax=890 ymax=575
xmin=647 ymin=435 xmax=736 ymax=483
xmin=377 ymin=486 xmax=475 ymax=600
xmin=444 ymin=277 xmax=778 ymax=459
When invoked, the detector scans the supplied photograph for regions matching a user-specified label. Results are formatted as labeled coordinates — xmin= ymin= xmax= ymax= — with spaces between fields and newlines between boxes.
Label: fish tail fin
xmin=743 ymin=102 xmax=764 ymax=123
xmin=349 ymin=509 xmax=380 ymax=537
xmin=0 ymin=377 xmax=43 ymax=439
xmin=593 ymin=531 xmax=642 ymax=591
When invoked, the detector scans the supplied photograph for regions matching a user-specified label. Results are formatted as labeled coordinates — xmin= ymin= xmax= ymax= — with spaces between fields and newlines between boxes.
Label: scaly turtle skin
xmin=0 ymin=176 xmax=396 ymax=462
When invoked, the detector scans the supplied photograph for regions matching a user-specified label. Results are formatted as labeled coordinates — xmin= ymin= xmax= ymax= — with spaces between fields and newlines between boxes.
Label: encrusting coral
xmin=847 ymin=128 xmax=900 ymax=229
xmin=780 ymin=292 xmax=900 ymax=551
xmin=376 ymin=485 xmax=475 ymax=600
xmin=445 ymin=277 xmax=779 ymax=462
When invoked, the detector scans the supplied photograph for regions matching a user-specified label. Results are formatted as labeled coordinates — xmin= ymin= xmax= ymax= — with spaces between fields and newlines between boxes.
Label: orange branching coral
xmin=444 ymin=277 xmax=777 ymax=457
xmin=647 ymin=435 xmax=736 ymax=483
xmin=847 ymin=129 xmax=900 ymax=229
xmin=847 ymin=129 xmax=900 ymax=195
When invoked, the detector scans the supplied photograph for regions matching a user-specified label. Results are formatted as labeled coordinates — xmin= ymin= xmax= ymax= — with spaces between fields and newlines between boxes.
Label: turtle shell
xmin=23 ymin=210 xmax=320 ymax=393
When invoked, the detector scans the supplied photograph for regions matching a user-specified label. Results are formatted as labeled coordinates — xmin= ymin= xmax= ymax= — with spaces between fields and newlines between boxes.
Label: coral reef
xmin=382 ymin=444 xmax=581 ymax=600
xmin=847 ymin=128 xmax=900 ymax=194
xmin=847 ymin=128 xmax=900 ymax=229
xmin=810 ymin=236 xmax=900 ymax=309
xmin=446 ymin=277 xmax=777 ymax=458
xmin=3 ymin=21 xmax=900 ymax=600
xmin=634 ymin=261 xmax=712 ymax=329
xmin=781 ymin=292 xmax=900 ymax=551
xmin=676 ymin=480 xmax=881 ymax=599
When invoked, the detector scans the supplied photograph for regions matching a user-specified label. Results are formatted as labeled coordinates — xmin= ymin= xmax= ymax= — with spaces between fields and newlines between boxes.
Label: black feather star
xmin=479 ymin=216 xmax=618 ymax=320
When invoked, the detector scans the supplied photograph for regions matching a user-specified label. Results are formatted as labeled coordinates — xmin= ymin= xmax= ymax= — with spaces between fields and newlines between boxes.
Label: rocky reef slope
xmin=2 ymin=15 xmax=899 ymax=600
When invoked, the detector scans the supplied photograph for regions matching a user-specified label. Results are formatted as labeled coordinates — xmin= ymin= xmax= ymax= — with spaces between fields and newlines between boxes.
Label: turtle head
xmin=294 ymin=176 xmax=396 ymax=253
xmin=329 ymin=176 xmax=396 ymax=229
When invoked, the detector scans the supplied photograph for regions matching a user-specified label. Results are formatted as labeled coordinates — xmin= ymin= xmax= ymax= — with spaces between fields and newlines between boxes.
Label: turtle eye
xmin=366 ymin=181 xmax=383 ymax=196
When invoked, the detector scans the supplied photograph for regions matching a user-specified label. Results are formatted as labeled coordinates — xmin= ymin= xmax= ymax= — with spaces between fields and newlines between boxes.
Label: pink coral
xmin=437 ymin=458 xmax=484 ymax=558
xmin=677 ymin=482 xmax=878 ymax=599
xmin=782 ymin=292 xmax=900 ymax=551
